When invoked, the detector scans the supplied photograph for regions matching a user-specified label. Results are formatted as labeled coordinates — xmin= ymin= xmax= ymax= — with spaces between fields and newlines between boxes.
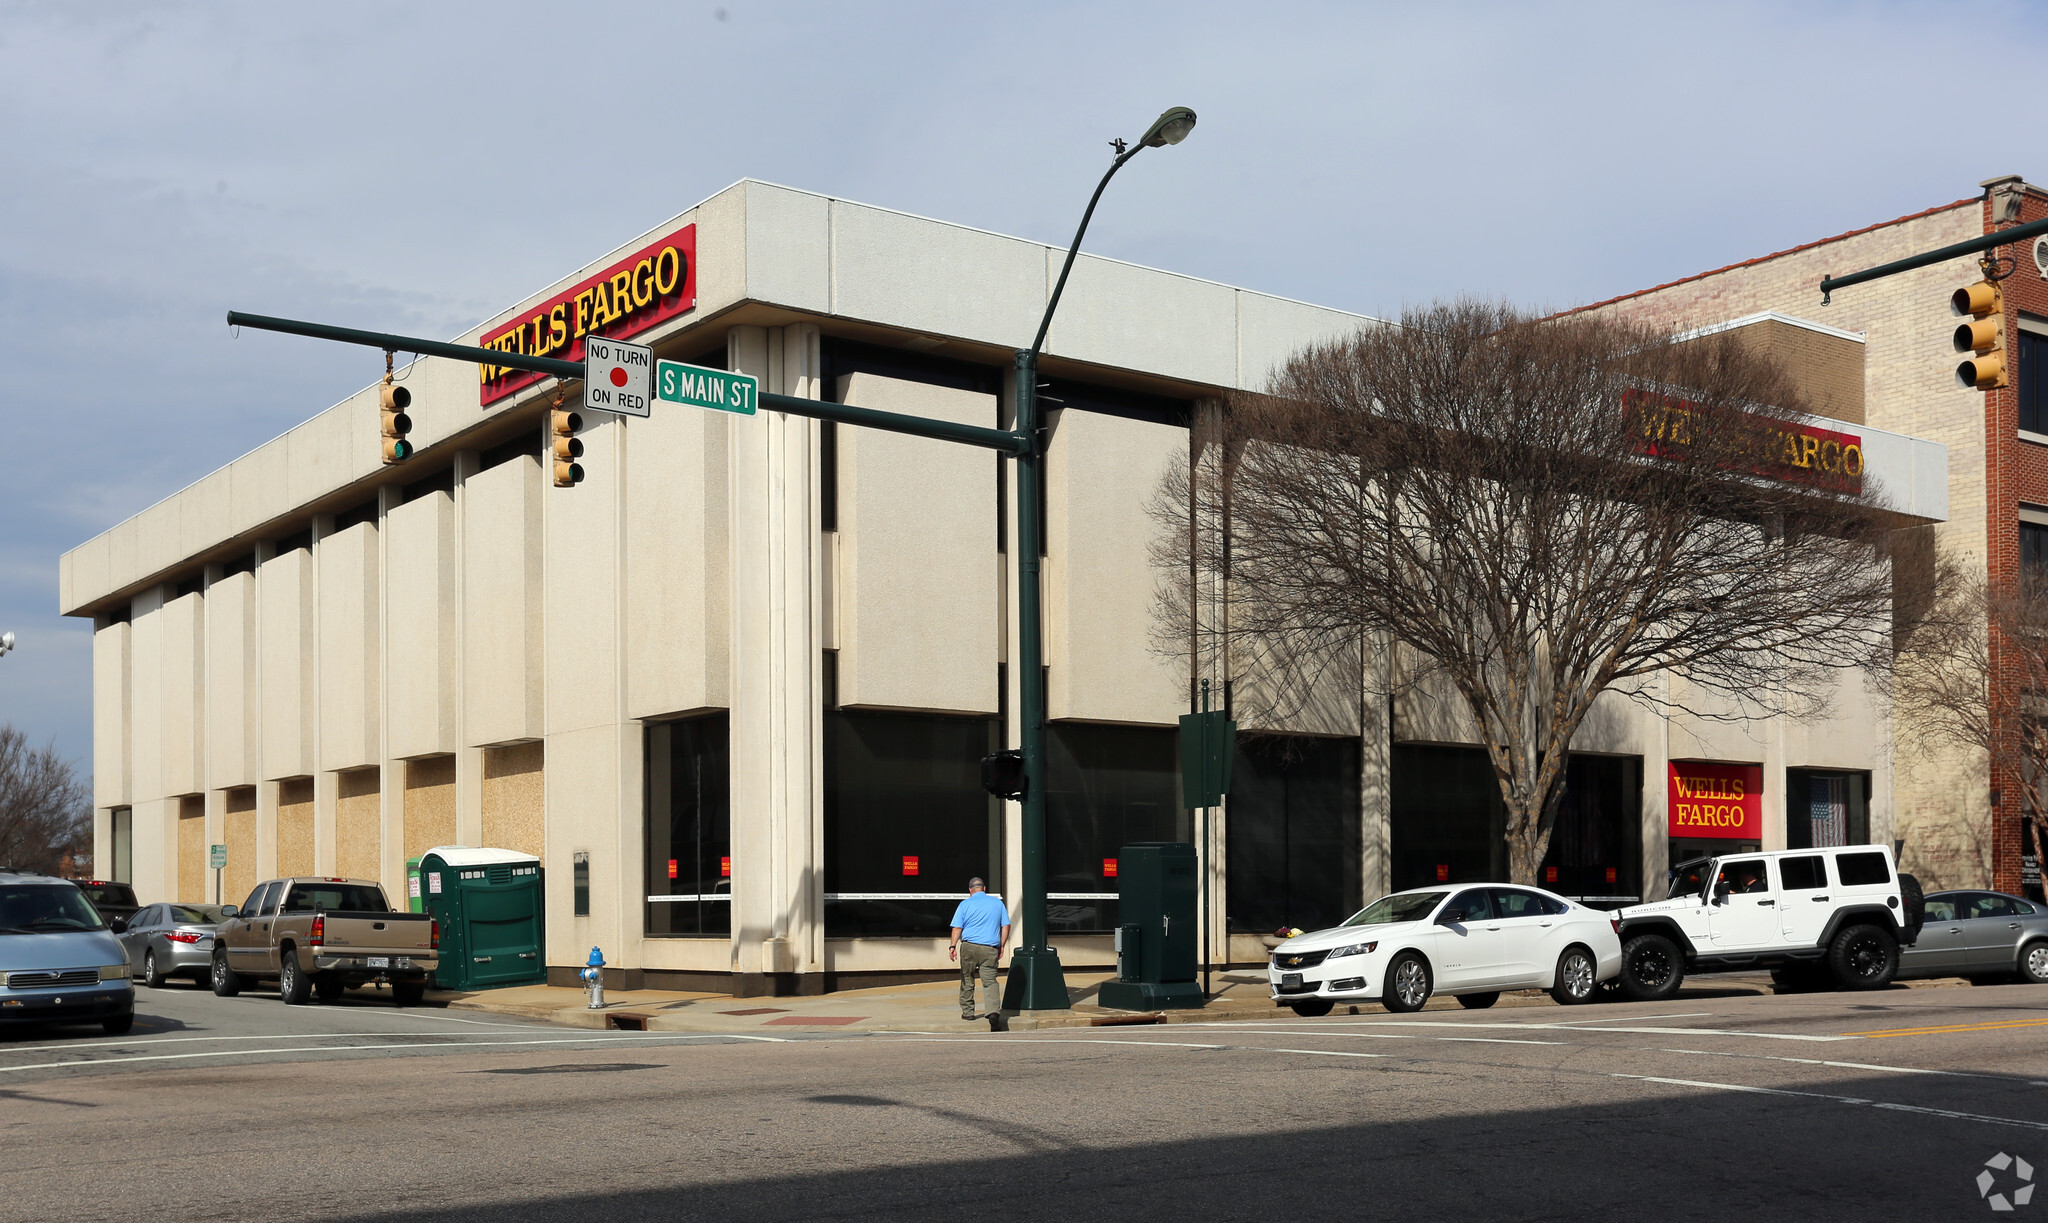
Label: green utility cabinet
xmin=1098 ymin=842 xmax=1204 ymax=1010
xmin=417 ymin=846 xmax=546 ymax=991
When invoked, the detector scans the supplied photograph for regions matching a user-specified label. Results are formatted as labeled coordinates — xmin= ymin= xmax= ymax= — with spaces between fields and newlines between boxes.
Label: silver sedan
xmin=116 ymin=902 xmax=225 ymax=987
xmin=1899 ymin=890 xmax=2048 ymax=985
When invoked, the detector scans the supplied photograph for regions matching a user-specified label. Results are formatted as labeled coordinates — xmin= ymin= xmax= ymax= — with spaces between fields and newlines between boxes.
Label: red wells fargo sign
xmin=478 ymin=223 xmax=697 ymax=405
xmin=1624 ymin=388 xmax=1863 ymax=493
xmin=1667 ymin=761 xmax=1763 ymax=841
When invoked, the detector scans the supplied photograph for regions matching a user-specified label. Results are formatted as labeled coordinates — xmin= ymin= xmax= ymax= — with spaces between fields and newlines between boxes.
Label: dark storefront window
xmin=1784 ymin=769 xmax=1869 ymax=849
xmin=1226 ymin=735 xmax=1362 ymax=934
xmin=1390 ymin=745 xmax=1504 ymax=891
xmin=645 ymin=715 xmax=731 ymax=937
xmin=2020 ymin=327 xmax=2048 ymax=435
xmin=1046 ymin=722 xmax=1182 ymax=933
xmin=2025 ymin=520 xmax=2048 ymax=575
xmin=1392 ymin=746 xmax=1643 ymax=899
xmin=1540 ymin=754 xmax=1643 ymax=902
xmin=824 ymin=710 xmax=1000 ymax=937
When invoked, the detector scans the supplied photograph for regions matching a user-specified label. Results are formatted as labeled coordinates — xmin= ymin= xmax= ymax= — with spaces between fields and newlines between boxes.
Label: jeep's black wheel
xmin=278 ymin=953 xmax=311 ymax=1005
xmin=2019 ymin=940 xmax=2048 ymax=986
xmin=1550 ymin=947 xmax=1598 ymax=1006
xmin=1828 ymin=924 xmax=1899 ymax=990
xmin=210 ymin=951 xmax=243 ymax=998
xmin=1287 ymin=999 xmax=1334 ymax=1018
xmin=1382 ymin=952 xmax=1432 ymax=1013
xmin=1898 ymin=872 xmax=1925 ymax=944
xmin=392 ymin=980 xmax=426 ymax=1008
xmin=1620 ymin=933 xmax=1684 ymax=1001
xmin=1456 ymin=991 xmax=1499 ymax=1010
xmin=314 ymin=974 xmax=346 ymax=1003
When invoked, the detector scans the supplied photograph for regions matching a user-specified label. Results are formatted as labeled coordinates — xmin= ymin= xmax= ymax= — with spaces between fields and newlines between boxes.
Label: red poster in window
xmin=1667 ymin=761 xmax=1763 ymax=840
xmin=902 ymin=856 xmax=919 ymax=877
xmin=1435 ymin=864 xmax=1450 ymax=882
xmin=1544 ymin=866 xmax=1558 ymax=883
xmin=719 ymin=856 xmax=731 ymax=878
xmin=1103 ymin=858 xmax=1118 ymax=878
xmin=667 ymin=859 xmax=678 ymax=880
xmin=1605 ymin=866 xmax=1618 ymax=883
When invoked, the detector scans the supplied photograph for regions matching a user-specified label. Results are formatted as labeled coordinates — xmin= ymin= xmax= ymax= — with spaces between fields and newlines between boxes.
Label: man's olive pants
xmin=959 ymin=942 xmax=999 ymax=1016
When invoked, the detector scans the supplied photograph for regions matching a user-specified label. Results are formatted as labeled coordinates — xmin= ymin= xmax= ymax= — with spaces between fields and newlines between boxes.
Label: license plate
xmin=1282 ymin=972 xmax=1303 ymax=989
xmin=367 ymin=956 xmax=389 ymax=969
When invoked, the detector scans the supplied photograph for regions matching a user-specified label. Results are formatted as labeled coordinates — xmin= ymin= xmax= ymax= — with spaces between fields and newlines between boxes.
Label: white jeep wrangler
xmin=1615 ymin=845 xmax=1924 ymax=1000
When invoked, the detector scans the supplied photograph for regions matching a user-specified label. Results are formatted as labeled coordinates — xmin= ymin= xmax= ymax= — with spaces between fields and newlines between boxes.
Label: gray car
xmin=1899 ymin=890 xmax=2048 ymax=984
xmin=115 ymin=902 xmax=225 ymax=988
xmin=0 ymin=872 xmax=135 ymax=1033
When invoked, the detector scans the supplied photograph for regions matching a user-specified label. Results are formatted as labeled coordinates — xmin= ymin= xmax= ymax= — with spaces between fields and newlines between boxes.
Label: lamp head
xmin=1139 ymin=106 xmax=1197 ymax=148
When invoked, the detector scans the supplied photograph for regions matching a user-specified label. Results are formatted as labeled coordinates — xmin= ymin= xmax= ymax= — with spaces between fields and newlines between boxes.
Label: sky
xmin=3 ymin=0 xmax=2046 ymax=776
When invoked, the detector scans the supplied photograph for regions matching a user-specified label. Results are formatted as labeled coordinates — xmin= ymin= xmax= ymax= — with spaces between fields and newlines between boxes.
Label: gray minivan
xmin=0 ymin=872 xmax=136 ymax=1034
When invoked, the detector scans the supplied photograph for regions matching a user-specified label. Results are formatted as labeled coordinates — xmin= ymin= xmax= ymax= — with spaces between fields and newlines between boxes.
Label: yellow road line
xmin=1843 ymin=1016 xmax=2048 ymax=1038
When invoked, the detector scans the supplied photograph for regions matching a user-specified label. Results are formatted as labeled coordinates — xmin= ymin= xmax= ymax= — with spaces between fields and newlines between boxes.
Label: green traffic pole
xmin=1003 ymin=106 xmax=1197 ymax=1016
xmin=1200 ymin=678 xmax=1212 ymax=999
xmin=1005 ymin=347 xmax=1068 ymax=1012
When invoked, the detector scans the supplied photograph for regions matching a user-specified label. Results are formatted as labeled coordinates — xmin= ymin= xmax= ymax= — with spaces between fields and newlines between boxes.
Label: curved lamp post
xmin=1005 ymin=106 xmax=1197 ymax=1015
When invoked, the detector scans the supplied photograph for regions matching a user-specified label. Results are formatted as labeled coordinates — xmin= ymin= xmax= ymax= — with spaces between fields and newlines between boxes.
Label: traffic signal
xmin=552 ymin=405 xmax=584 ymax=487
xmin=1953 ymin=278 xmax=2010 ymax=390
xmin=980 ymin=750 xmax=1025 ymax=799
xmin=379 ymin=378 xmax=413 ymax=464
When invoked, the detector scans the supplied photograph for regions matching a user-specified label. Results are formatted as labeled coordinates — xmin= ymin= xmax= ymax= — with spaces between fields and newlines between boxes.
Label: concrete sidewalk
xmin=425 ymin=968 xmax=1812 ymax=1035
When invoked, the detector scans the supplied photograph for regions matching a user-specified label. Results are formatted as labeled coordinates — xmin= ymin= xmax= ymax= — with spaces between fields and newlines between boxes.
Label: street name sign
xmin=209 ymin=843 xmax=228 ymax=869
xmin=656 ymin=360 xmax=757 ymax=415
xmin=583 ymin=335 xmax=652 ymax=417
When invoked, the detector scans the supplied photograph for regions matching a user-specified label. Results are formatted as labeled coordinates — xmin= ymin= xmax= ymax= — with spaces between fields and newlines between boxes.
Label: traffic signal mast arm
xmin=225 ymin=311 xmax=1029 ymax=456
xmin=1818 ymin=213 xmax=2048 ymax=303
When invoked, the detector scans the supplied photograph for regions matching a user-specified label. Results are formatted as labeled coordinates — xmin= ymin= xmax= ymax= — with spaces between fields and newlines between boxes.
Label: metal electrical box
xmin=417 ymin=846 xmax=547 ymax=991
xmin=1097 ymin=842 xmax=1204 ymax=1010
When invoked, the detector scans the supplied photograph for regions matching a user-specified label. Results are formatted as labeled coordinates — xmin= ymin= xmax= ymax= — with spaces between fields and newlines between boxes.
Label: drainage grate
xmin=606 ymin=1013 xmax=649 ymax=1031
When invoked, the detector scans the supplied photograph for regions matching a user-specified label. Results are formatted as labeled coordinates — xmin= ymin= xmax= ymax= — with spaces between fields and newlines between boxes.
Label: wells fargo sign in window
xmin=479 ymin=224 xmax=697 ymax=406
xmin=1624 ymin=388 xmax=1863 ymax=493
xmin=1668 ymin=761 xmax=1763 ymax=840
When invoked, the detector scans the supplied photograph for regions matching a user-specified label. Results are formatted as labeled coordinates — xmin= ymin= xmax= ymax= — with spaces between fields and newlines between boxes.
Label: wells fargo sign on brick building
xmin=1667 ymin=761 xmax=1763 ymax=841
xmin=479 ymin=223 xmax=697 ymax=405
xmin=1624 ymin=387 xmax=1863 ymax=492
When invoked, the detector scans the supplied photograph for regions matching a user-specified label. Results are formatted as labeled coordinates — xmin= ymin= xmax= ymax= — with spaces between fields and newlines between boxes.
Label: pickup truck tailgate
xmin=315 ymin=911 xmax=438 ymax=971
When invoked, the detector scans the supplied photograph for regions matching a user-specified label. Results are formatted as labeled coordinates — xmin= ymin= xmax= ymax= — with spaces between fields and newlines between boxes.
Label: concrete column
xmin=1642 ymin=677 xmax=1672 ymax=901
xmin=252 ymin=539 xmax=277 ymax=881
xmin=453 ymin=449 xmax=484 ymax=849
xmin=311 ymin=514 xmax=336 ymax=874
xmin=725 ymin=323 xmax=823 ymax=995
xmin=1360 ymin=631 xmax=1393 ymax=905
xmin=377 ymin=485 xmax=406 ymax=897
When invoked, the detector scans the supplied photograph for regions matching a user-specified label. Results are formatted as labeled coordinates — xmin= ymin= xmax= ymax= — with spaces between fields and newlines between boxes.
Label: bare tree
xmin=1153 ymin=301 xmax=1899 ymax=884
xmin=0 ymin=727 xmax=91 ymax=875
xmin=1893 ymin=550 xmax=2047 ymax=881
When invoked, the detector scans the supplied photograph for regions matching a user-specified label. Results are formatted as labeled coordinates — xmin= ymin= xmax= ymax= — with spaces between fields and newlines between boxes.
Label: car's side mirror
xmin=1711 ymin=882 xmax=1730 ymax=906
xmin=108 ymin=916 xmax=128 ymax=934
xmin=219 ymin=904 xmax=239 ymax=919
xmin=1438 ymin=908 xmax=1466 ymax=925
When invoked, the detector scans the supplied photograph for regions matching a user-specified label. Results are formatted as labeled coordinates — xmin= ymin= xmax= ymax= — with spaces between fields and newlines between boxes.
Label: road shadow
xmin=314 ymin=1069 xmax=2038 ymax=1223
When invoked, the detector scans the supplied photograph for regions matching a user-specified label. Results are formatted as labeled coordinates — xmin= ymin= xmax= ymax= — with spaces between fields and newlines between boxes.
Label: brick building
xmin=1579 ymin=175 xmax=2048 ymax=894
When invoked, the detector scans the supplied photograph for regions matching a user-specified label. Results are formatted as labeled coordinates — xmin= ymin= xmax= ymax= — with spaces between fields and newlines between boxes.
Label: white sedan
xmin=1268 ymin=884 xmax=1624 ymax=1015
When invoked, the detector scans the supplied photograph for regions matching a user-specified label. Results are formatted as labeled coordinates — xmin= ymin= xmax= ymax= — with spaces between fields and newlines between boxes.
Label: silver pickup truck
xmin=210 ymin=877 xmax=439 ymax=1006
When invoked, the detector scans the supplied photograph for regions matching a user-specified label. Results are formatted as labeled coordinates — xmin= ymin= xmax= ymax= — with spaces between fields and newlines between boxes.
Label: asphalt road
xmin=8 ymin=977 xmax=2048 ymax=1221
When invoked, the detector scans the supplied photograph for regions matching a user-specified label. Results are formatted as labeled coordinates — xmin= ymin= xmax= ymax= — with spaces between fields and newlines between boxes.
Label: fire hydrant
xmin=580 ymin=946 xmax=606 ymax=1009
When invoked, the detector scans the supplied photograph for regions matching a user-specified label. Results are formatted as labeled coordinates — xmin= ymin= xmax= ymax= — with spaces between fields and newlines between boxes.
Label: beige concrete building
xmin=63 ymin=181 xmax=1950 ymax=993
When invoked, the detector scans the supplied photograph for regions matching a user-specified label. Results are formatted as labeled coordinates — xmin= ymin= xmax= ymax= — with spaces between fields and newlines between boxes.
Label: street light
xmin=1003 ymin=105 xmax=1197 ymax=1016
xmin=0 ymin=631 xmax=14 ymax=658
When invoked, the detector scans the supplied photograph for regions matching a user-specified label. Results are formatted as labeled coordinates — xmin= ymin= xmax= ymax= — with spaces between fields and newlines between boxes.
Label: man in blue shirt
xmin=949 ymin=877 xmax=1010 ymax=1020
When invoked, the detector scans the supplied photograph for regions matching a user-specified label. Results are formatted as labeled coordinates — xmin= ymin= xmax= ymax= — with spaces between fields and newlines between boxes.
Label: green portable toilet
xmin=417 ymin=846 xmax=546 ymax=991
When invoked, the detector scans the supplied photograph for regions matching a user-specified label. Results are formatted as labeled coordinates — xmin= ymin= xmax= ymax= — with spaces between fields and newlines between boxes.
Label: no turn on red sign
xmin=582 ymin=335 xmax=652 ymax=417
